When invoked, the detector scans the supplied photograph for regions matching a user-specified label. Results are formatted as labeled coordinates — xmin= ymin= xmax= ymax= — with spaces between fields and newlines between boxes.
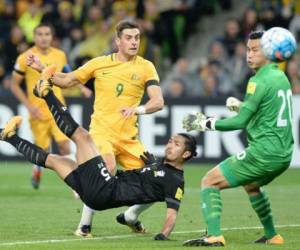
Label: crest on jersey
xmin=154 ymin=170 xmax=165 ymax=177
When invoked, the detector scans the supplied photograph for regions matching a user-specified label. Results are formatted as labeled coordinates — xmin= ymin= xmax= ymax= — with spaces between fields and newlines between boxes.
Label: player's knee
xmin=105 ymin=163 xmax=117 ymax=175
xmin=102 ymin=155 xmax=117 ymax=175
xmin=57 ymin=141 xmax=70 ymax=155
xmin=46 ymin=154 xmax=63 ymax=170
xmin=244 ymin=184 xmax=261 ymax=195
xmin=74 ymin=127 xmax=92 ymax=143
xmin=201 ymin=175 xmax=212 ymax=188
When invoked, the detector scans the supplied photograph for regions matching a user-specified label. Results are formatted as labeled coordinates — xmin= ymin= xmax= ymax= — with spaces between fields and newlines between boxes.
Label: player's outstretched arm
xmin=51 ymin=72 xmax=82 ymax=89
xmin=154 ymin=208 xmax=177 ymax=240
xmin=214 ymin=106 xmax=254 ymax=131
xmin=182 ymin=106 xmax=254 ymax=132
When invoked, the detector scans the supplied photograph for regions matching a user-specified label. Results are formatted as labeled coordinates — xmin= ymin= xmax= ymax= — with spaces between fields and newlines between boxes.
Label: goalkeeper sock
xmin=249 ymin=191 xmax=276 ymax=239
xmin=43 ymin=90 xmax=79 ymax=138
xmin=5 ymin=134 xmax=48 ymax=167
xmin=201 ymin=187 xmax=222 ymax=236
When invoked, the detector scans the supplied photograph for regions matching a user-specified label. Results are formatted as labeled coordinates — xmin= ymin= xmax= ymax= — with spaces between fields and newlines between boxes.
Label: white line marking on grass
xmin=1 ymin=224 xmax=300 ymax=246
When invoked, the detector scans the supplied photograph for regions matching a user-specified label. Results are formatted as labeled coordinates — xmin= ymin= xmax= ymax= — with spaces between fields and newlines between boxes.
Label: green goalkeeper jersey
xmin=217 ymin=63 xmax=294 ymax=162
xmin=242 ymin=63 xmax=293 ymax=161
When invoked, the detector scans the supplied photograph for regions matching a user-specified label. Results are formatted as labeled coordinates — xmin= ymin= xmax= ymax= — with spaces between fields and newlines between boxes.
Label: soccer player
xmin=182 ymin=31 xmax=293 ymax=246
xmin=11 ymin=23 xmax=71 ymax=189
xmin=27 ymin=20 xmax=164 ymax=236
xmin=0 ymin=77 xmax=196 ymax=240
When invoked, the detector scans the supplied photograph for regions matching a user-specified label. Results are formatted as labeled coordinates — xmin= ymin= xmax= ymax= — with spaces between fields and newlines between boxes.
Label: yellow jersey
xmin=14 ymin=46 xmax=67 ymax=120
xmin=74 ymin=53 xmax=159 ymax=139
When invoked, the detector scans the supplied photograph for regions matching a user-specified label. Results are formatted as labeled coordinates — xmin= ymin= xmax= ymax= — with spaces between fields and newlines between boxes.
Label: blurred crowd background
xmin=1 ymin=0 xmax=300 ymax=99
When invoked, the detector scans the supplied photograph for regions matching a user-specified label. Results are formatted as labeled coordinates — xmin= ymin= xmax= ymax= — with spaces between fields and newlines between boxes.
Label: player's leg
xmin=51 ymin=118 xmax=71 ymax=156
xmin=56 ymin=140 xmax=70 ymax=155
xmin=0 ymin=116 xmax=77 ymax=180
xmin=29 ymin=119 xmax=51 ymax=189
xmin=244 ymin=184 xmax=283 ymax=244
xmin=34 ymin=74 xmax=99 ymax=164
xmin=75 ymin=136 xmax=117 ymax=237
xmin=116 ymin=139 xmax=149 ymax=233
xmin=185 ymin=166 xmax=229 ymax=247
xmin=244 ymin=163 xmax=288 ymax=245
xmin=116 ymin=204 xmax=149 ymax=233
xmin=183 ymin=156 xmax=236 ymax=247
xmin=51 ymin=122 xmax=80 ymax=198
xmin=102 ymin=153 xmax=117 ymax=175
xmin=74 ymin=204 xmax=94 ymax=237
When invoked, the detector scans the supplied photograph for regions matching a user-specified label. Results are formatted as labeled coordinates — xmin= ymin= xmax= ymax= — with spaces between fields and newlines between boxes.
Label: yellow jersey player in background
xmin=28 ymin=20 xmax=164 ymax=237
xmin=11 ymin=23 xmax=71 ymax=189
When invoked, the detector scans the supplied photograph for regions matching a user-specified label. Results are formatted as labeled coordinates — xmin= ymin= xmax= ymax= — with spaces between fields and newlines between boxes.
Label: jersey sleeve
xmin=165 ymin=178 xmax=184 ymax=211
xmin=14 ymin=53 xmax=27 ymax=75
xmin=73 ymin=58 xmax=100 ymax=84
xmin=144 ymin=60 xmax=160 ymax=84
xmin=242 ymin=80 xmax=266 ymax=113
xmin=215 ymin=80 xmax=266 ymax=131
xmin=215 ymin=106 xmax=254 ymax=131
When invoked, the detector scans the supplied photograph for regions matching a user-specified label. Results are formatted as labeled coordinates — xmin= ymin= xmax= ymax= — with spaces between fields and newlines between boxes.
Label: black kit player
xmin=0 ymin=66 xmax=197 ymax=240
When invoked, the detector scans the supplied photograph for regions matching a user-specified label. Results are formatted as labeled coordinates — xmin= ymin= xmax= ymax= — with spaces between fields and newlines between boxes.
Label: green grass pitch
xmin=0 ymin=162 xmax=300 ymax=250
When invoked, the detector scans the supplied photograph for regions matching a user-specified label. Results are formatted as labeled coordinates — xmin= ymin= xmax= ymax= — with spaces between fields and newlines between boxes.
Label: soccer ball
xmin=261 ymin=27 xmax=297 ymax=62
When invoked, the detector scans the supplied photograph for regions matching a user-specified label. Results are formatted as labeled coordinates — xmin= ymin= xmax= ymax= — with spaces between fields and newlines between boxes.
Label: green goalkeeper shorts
xmin=219 ymin=149 xmax=290 ymax=187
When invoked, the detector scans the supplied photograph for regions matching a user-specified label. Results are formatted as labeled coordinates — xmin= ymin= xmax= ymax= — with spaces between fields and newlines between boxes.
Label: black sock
xmin=5 ymin=134 xmax=48 ymax=166
xmin=43 ymin=90 xmax=79 ymax=138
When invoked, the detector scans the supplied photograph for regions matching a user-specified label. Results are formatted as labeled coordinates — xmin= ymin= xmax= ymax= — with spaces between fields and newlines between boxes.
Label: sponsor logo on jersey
xmin=247 ymin=82 xmax=256 ymax=94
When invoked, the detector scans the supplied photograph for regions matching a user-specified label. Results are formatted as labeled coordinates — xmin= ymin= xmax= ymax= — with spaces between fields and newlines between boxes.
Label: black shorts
xmin=64 ymin=156 xmax=115 ymax=210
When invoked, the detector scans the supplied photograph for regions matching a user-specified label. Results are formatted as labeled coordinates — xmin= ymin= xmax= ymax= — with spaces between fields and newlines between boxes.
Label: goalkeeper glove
xmin=226 ymin=97 xmax=242 ymax=112
xmin=182 ymin=112 xmax=216 ymax=132
xmin=154 ymin=233 xmax=168 ymax=240
xmin=140 ymin=151 xmax=160 ymax=168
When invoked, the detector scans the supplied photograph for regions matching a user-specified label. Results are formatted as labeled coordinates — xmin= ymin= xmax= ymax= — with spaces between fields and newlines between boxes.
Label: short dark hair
xmin=34 ymin=23 xmax=54 ymax=34
xmin=115 ymin=20 xmax=139 ymax=38
xmin=178 ymin=133 xmax=197 ymax=161
xmin=249 ymin=31 xmax=264 ymax=40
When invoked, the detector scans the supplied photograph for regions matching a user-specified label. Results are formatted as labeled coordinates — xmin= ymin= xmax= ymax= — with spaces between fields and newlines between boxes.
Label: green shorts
xmin=219 ymin=149 xmax=290 ymax=187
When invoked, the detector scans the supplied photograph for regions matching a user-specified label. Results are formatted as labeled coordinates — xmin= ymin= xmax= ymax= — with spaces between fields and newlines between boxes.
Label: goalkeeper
xmin=182 ymin=31 xmax=294 ymax=247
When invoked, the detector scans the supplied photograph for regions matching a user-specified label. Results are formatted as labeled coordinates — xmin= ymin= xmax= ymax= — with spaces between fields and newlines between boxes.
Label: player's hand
xmin=226 ymin=97 xmax=242 ymax=112
xmin=120 ymin=107 xmax=137 ymax=118
xmin=140 ymin=151 xmax=159 ymax=167
xmin=182 ymin=112 xmax=216 ymax=132
xmin=154 ymin=233 xmax=168 ymax=240
xmin=26 ymin=52 xmax=44 ymax=73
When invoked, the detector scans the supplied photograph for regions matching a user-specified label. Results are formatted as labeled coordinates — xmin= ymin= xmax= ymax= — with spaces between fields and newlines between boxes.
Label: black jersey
xmin=111 ymin=163 xmax=184 ymax=210
xmin=64 ymin=156 xmax=184 ymax=211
